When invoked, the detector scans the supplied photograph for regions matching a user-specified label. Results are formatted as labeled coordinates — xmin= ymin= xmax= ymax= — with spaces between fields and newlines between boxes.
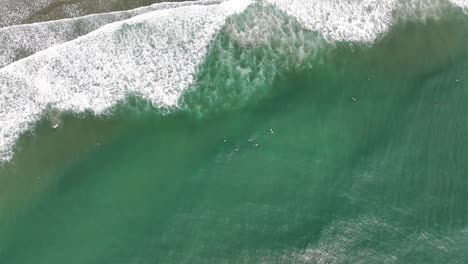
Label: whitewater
xmin=0 ymin=0 xmax=223 ymax=69
xmin=1 ymin=0 xmax=468 ymax=162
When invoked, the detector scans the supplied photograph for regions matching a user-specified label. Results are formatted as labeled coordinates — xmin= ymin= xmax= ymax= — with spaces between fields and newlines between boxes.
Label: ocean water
xmin=0 ymin=0 xmax=223 ymax=69
xmin=1 ymin=0 xmax=468 ymax=263
xmin=0 ymin=0 xmax=196 ymax=27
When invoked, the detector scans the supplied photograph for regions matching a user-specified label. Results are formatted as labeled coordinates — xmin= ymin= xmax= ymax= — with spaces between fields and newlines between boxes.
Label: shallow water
xmin=0 ymin=0 xmax=195 ymax=27
xmin=1 ymin=1 xmax=468 ymax=263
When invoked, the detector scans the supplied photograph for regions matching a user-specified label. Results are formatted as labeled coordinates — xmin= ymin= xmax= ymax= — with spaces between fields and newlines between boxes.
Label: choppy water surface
xmin=1 ymin=0 xmax=468 ymax=263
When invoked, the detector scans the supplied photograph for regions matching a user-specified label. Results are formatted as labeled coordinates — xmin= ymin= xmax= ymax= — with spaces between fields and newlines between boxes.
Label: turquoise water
xmin=1 ymin=3 xmax=468 ymax=263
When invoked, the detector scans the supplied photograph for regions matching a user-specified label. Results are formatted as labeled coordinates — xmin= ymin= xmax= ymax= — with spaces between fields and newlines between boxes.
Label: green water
xmin=1 ymin=6 xmax=468 ymax=264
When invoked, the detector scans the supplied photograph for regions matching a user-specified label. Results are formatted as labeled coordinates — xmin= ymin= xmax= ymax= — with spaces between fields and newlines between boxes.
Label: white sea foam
xmin=450 ymin=0 xmax=468 ymax=7
xmin=263 ymin=0 xmax=398 ymax=42
xmin=264 ymin=0 xmax=467 ymax=42
xmin=0 ymin=0 xmax=52 ymax=27
xmin=1 ymin=0 xmax=467 ymax=162
xmin=0 ymin=0 xmax=127 ymax=28
xmin=0 ymin=0 xmax=252 ymax=162
xmin=0 ymin=0 xmax=191 ymax=28
xmin=0 ymin=0 xmax=223 ymax=69
xmin=450 ymin=0 xmax=468 ymax=11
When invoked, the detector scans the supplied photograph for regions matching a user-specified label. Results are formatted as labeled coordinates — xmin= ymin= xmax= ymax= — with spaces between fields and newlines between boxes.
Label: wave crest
xmin=1 ymin=0 xmax=467 ymax=162
xmin=0 ymin=0 xmax=252 ymax=162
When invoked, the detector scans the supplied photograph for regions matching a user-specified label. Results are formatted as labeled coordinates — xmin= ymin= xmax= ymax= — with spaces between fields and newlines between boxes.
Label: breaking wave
xmin=0 ymin=0 xmax=467 ymax=162
xmin=0 ymin=0 xmax=252 ymax=162
xmin=0 ymin=0 xmax=223 ymax=69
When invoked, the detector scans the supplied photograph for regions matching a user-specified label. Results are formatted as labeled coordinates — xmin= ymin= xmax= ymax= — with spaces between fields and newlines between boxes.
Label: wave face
xmin=265 ymin=0 xmax=468 ymax=42
xmin=0 ymin=1 xmax=222 ymax=69
xmin=1 ymin=1 xmax=468 ymax=263
xmin=0 ymin=0 xmax=252 ymax=162
xmin=2 ymin=14 xmax=468 ymax=261
xmin=182 ymin=4 xmax=329 ymax=117
xmin=0 ymin=0 xmax=467 ymax=163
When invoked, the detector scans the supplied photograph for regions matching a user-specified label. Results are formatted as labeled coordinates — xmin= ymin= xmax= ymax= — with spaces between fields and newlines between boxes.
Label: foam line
xmin=263 ymin=0 xmax=398 ymax=42
xmin=0 ymin=0 xmax=223 ymax=69
xmin=450 ymin=0 xmax=468 ymax=10
xmin=0 ymin=0 xmax=201 ymax=28
xmin=0 ymin=0 xmax=252 ymax=162
xmin=264 ymin=0 xmax=466 ymax=42
xmin=0 ymin=0 xmax=119 ymax=28
xmin=1 ymin=0 xmax=467 ymax=163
